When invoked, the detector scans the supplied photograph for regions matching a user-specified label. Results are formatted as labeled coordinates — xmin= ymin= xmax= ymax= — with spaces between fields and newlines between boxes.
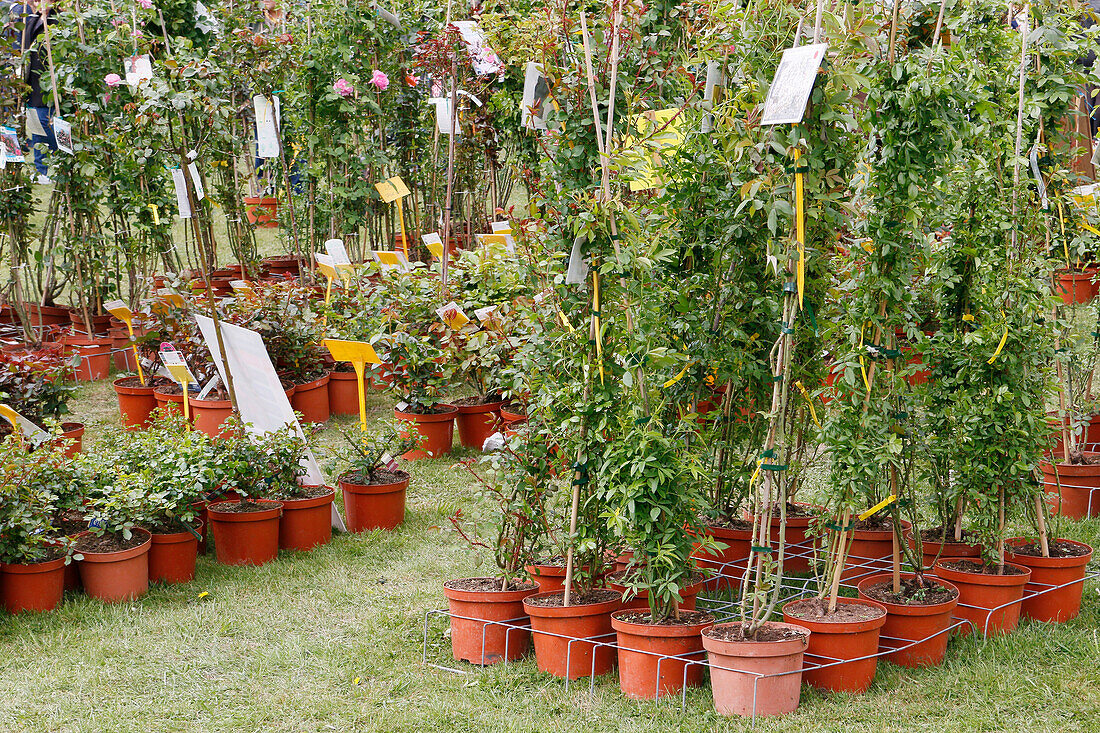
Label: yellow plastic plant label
xmin=375 ymin=176 xmax=411 ymax=203
xmin=436 ymin=302 xmax=471 ymax=330
xmin=858 ymin=494 xmax=897 ymax=521
xmin=323 ymin=339 xmax=381 ymax=365
xmin=373 ymin=250 xmax=410 ymax=272
xmin=315 ymin=252 xmax=338 ymax=281
xmin=422 ymin=233 xmax=444 ymax=259
xmin=103 ymin=299 xmax=133 ymax=325
xmin=0 ymin=403 xmax=48 ymax=442
xmin=230 ymin=280 xmax=252 ymax=293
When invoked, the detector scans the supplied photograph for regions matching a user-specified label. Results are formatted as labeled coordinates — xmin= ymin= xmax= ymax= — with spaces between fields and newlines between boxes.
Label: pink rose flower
xmin=112 ymin=17 xmax=126 ymax=26
xmin=370 ymin=70 xmax=389 ymax=91
xmin=133 ymin=28 xmax=144 ymax=38
xmin=333 ymin=78 xmax=353 ymax=98
xmin=137 ymin=0 xmax=153 ymax=8
xmin=105 ymin=73 xmax=122 ymax=87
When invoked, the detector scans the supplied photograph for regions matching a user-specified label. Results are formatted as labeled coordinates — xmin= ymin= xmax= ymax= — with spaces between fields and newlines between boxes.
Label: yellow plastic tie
xmin=592 ymin=271 xmax=604 ymax=385
xmin=795 ymin=380 xmax=821 ymax=428
xmin=662 ymin=361 xmax=695 ymax=389
xmin=987 ymin=311 xmax=1009 ymax=365
xmin=858 ymin=494 xmax=897 ymax=521
xmin=858 ymin=323 xmax=871 ymax=394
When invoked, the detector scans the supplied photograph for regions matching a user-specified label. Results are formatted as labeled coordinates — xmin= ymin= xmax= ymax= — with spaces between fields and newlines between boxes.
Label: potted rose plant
xmin=328 ymin=423 xmax=419 ymax=532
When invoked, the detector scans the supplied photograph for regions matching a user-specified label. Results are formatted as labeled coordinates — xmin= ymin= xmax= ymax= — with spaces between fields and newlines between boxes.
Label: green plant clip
xmin=750 ymin=545 xmax=774 ymax=553
xmin=760 ymin=463 xmax=788 ymax=471
xmin=826 ymin=521 xmax=854 ymax=532
xmin=782 ymin=282 xmax=798 ymax=293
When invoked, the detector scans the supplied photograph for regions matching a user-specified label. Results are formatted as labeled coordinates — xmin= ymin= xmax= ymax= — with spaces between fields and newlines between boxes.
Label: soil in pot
xmin=339 ymin=469 xmax=409 ymax=531
xmin=277 ymin=485 xmax=335 ymax=551
xmin=932 ymin=559 xmax=1030 ymax=637
xmin=907 ymin=526 xmax=982 ymax=570
xmin=394 ymin=404 xmax=457 ymax=459
xmin=693 ymin=517 xmax=753 ymax=592
xmin=702 ymin=621 xmax=810 ymax=718
xmin=207 ymin=500 xmax=283 ymax=566
xmin=523 ymin=589 xmax=622 ymax=679
xmin=605 ymin=569 xmax=704 ymax=612
xmin=114 ymin=376 xmax=169 ymax=429
xmin=525 ymin=558 xmax=570 ymax=593
xmin=840 ymin=517 xmax=906 ymax=583
xmin=443 ymin=577 xmax=539 ymax=665
xmin=452 ymin=395 xmax=505 ymax=450
xmin=75 ymin=529 xmax=152 ymax=602
xmin=291 ymin=372 xmax=332 ymax=424
xmin=146 ymin=519 xmax=202 ymax=584
xmin=856 ymin=572 xmax=960 ymax=667
xmin=782 ymin=597 xmax=887 ymax=693
xmin=153 ymin=383 xmax=191 ymax=420
xmin=612 ymin=610 xmax=715 ymax=700
xmin=0 ymin=553 xmax=66 ymax=613
xmin=1006 ymin=538 xmax=1094 ymax=623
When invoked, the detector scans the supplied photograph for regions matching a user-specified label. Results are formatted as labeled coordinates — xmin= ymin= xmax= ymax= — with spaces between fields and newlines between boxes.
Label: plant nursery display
xmin=2 ymin=0 xmax=1100 ymax=729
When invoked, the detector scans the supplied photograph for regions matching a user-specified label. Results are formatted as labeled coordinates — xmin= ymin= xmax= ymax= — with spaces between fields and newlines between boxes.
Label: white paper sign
xmin=254 ymin=95 xmax=280 ymax=159
xmin=373 ymin=3 xmax=400 ymax=28
xmin=522 ymin=62 xmax=552 ymax=131
xmin=0 ymin=127 xmax=23 ymax=166
xmin=124 ymin=54 xmax=154 ymax=89
xmin=325 ymin=238 xmax=351 ymax=265
xmin=452 ymin=21 xmax=502 ymax=76
xmin=187 ymin=162 xmax=204 ymax=201
xmin=760 ymin=44 xmax=827 ymax=126
xmin=171 ymin=168 xmax=192 ymax=218
xmin=702 ymin=60 xmax=725 ymax=134
xmin=26 ymin=111 xmax=47 ymax=138
xmin=428 ymin=98 xmax=456 ymax=135
xmin=195 ymin=315 xmax=345 ymax=531
xmin=315 ymin=252 xmax=336 ymax=271
xmin=52 ymin=117 xmax=73 ymax=154
xmin=490 ymin=221 xmax=511 ymax=233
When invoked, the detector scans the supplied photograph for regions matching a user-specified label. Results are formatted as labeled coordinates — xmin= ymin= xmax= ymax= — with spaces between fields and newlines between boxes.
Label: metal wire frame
xmin=423 ymin=537 xmax=1100 ymax=723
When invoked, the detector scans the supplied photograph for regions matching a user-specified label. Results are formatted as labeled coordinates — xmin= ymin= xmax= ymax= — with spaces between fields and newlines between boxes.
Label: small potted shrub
xmin=0 ymin=353 xmax=80 ymax=455
xmin=0 ymin=438 xmax=76 ymax=613
xmin=328 ymin=423 xmax=419 ymax=532
xmin=380 ymin=330 xmax=457 ymax=459
xmin=443 ymin=449 xmax=544 ymax=665
xmin=601 ymin=424 xmax=717 ymax=700
xmin=205 ymin=418 xmax=291 ymax=566
xmin=259 ymin=427 xmax=335 ymax=552
xmin=74 ymin=469 xmax=157 ymax=603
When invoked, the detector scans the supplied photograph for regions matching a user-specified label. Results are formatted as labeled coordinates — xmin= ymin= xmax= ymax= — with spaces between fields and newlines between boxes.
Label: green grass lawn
xmin=1 ymin=377 xmax=1099 ymax=732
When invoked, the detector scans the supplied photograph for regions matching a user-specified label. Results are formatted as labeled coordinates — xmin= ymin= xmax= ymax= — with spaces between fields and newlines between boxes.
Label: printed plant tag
xmin=188 ymin=162 xmax=205 ymax=201
xmin=0 ymin=127 xmax=23 ymax=165
xmin=436 ymin=301 xmax=470 ymax=330
xmin=172 ymin=168 xmax=191 ymax=218
xmin=254 ymin=95 xmax=280 ymax=159
xmin=474 ymin=305 xmax=500 ymax=330
xmin=422 ymin=233 xmax=444 ymax=258
xmin=375 ymin=176 xmax=410 ymax=203
xmin=760 ymin=44 xmax=828 ymax=126
xmin=325 ymin=238 xmax=351 ymax=265
xmin=124 ymin=54 xmax=154 ymax=89
xmin=52 ymin=117 xmax=73 ymax=154
xmin=380 ymin=452 xmax=400 ymax=472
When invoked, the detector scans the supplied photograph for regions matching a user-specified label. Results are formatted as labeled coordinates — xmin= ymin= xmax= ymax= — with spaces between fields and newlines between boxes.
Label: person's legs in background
xmin=28 ymin=106 xmax=56 ymax=183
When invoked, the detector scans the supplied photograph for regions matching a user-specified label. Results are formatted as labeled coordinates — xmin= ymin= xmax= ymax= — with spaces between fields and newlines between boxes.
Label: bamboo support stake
xmin=1034 ymin=494 xmax=1050 ymax=557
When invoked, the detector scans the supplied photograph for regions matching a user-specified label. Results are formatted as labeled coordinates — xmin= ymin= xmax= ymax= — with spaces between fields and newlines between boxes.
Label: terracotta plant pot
xmin=153 ymin=386 xmax=188 ymax=419
xmin=499 ymin=404 xmax=527 ymax=426
xmin=525 ymin=563 xmax=568 ymax=593
xmin=77 ymin=529 xmax=152 ymax=603
xmin=856 ymin=572 xmax=960 ymax=668
xmin=52 ymin=422 xmax=84 ymax=458
xmin=327 ymin=370 xmax=360 ymax=416
xmin=932 ymin=558 xmax=1031 ymax=637
xmin=245 ymin=196 xmax=279 ymax=228
xmin=148 ymin=522 xmax=202 ymax=584
xmin=113 ymin=377 xmax=159 ymax=428
xmin=21 ymin=302 xmax=71 ymax=327
xmin=108 ymin=326 xmax=145 ymax=370
xmin=1006 ymin=538 xmax=1094 ymax=623
xmin=339 ymin=472 xmax=408 ymax=531
xmin=1039 ymin=459 xmax=1100 ymax=520
xmin=443 ymin=578 xmax=539 ymax=665
xmin=277 ymin=488 xmax=335 ymax=551
xmin=61 ymin=336 xmax=112 ymax=381
xmin=693 ymin=523 xmax=753 ymax=592
xmin=782 ymin=597 xmax=887 ymax=693
xmin=612 ymin=611 xmax=714 ymax=700
xmin=523 ymin=589 xmax=622 ymax=679
xmin=191 ymin=396 xmax=234 ymax=438
xmin=290 ymin=373 xmax=331 ymax=424
xmin=607 ymin=572 xmax=703 ymax=612
xmin=394 ymin=405 xmax=457 ymax=460
xmin=840 ymin=522 xmax=910 ymax=583
xmin=0 ymin=557 xmax=66 ymax=613
xmin=1054 ymin=267 xmax=1098 ymax=304
xmin=454 ymin=400 xmax=504 ymax=450
xmin=702 ymin=621 xmax=810 ymax=718
xmin=905 ymin=527 xmax=982 ymax=571
xmin=207 ymin=500 xmax=283 ymax=566
xmin=749 ymin=503 xmax=820 ymax=574
xmin=68 ymin=310 xmax=113 ymax=336
xmin=261 ymin=254 xmax=300 ymax=276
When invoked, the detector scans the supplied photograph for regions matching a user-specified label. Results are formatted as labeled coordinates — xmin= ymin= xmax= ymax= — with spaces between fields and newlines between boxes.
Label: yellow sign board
xmin=422 ymin=233 xmax=444 ymax=259
xmin=104 ymin=299 xmax=145 ymax=385
xmin=324 ymin=339 xmax=382 ymax=434
xmin=436 ymin=301 xmax=471 ymax=330
xmin=375 ymin=176 xmax=411 ymax=204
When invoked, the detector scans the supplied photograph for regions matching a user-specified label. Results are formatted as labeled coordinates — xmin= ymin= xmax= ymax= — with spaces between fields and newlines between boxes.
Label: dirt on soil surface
xmin=785 ymin=597 xmax=886 ymax=623
xmin=863 ymin=577 xmax=958 ymax=606
xmin=707 ymin=624 xmax=808 ymax=643
xmin=452 ymin=394 xmax=504 ymax=407
xmin=399 ymin=403 xmax=455 ymax=415
xmin=606 ymin=570 xmax=705 ymax=588
xmin=74 ymin=531 xmax=148 ymax=553
xmin=50 ymin=510 xmax=88 ymax=536
xmin=782 ymin=503 xmax=817 ymax=518
xmin=615 ymin=610 xmax=715 ymax=627
xmin=530 ymin=556 xmax=567 ymax=568
xmin=211 ymin=500 xmax=279 ymax=514
xmin=706 ymin=516 xmax=754 ymax=531
xmin=282 ymin=485 xmax=333 ymax=500
xmin=342 ymin=469 xmax=409 ymax=486
xmin=444 ymin=577 xmax=537 ymax=593
xmin=920 ymin=526 xmax=977 ymax=543
xmin=524 ymin=589 xmax=620 ymax=608
xmin=940 ymin=559 xmax=1027 ymax=575
xmin=853 ymin=517 xmax=893 ymax=532
xmin=1010 ymin=539 xmax=1091 ymax=558
xmin=116 ymin=375 xmax=171 ymax=389
xmin=501 ymin=402 xmax=527 ymax=416
xmin=1069 ymin=450 xmax=1100 ymax=465
xmin=155 ymin=383 xmax=188 ymax=396
xmin=143 ymin=518 xmax=201 ymax=535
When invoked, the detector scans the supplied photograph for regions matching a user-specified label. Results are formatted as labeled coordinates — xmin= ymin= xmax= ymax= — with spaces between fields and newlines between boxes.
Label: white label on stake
xmin=172 ymin=169 xmax=192 ymax=219
xmin=325 ymin=239 xmax=351 ymax=265
xmin=124 ymin=54 xmax=154 ymax=89
xmin=187 ymin=162 xmax=205 ymax=201
xmin=254 ymin=95 xmax=280 ymax=159
xmin=52 ymin=117 xmax=73 ymax=155
xmin=760 ymin=44 xmax=828 ymax=126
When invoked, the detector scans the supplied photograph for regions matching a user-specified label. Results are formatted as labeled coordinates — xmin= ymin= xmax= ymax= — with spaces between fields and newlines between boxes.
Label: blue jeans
xmin=27 ymin=106 xmax=55 ymax=176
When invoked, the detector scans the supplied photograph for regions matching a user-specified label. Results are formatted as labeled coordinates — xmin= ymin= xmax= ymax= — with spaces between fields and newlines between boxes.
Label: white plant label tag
xmin=172 ymin=168 xmax=191 ymax=218
xmin=52 ymin=117 xmax=73 ymax=155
